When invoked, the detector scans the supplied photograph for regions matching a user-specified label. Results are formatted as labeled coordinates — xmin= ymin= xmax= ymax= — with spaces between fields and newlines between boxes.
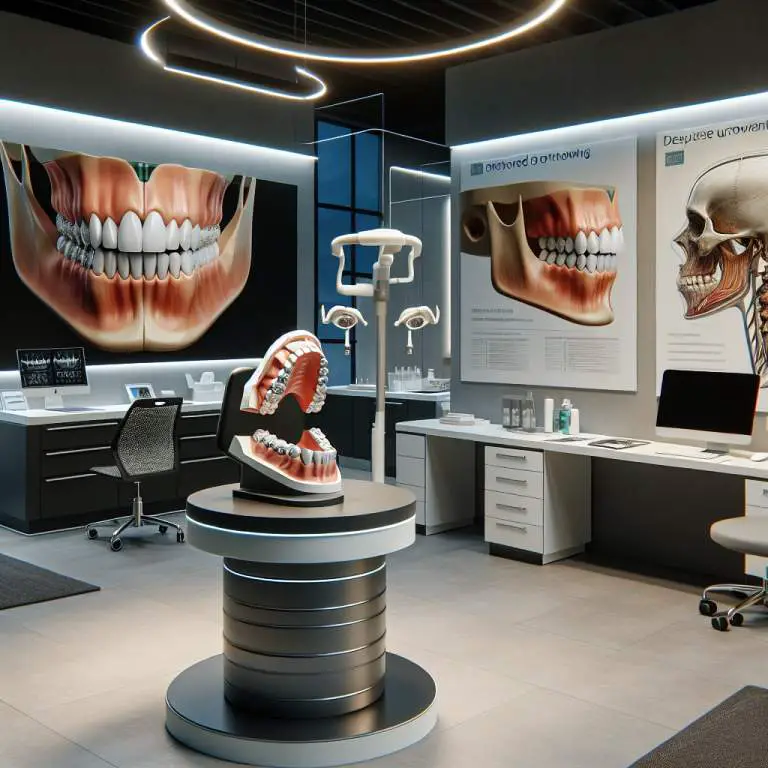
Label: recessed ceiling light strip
xmin=160 ymin=0 xmax=569 ymax=65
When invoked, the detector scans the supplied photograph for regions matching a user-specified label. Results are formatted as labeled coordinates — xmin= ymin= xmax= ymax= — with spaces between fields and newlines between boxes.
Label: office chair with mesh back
xmin=85 ymin=398 xmax=184 ymax=552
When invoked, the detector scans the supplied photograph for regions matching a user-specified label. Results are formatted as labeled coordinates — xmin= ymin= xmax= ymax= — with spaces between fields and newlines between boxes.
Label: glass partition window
xmin=315 ymin=120 xmax=382 ymax=385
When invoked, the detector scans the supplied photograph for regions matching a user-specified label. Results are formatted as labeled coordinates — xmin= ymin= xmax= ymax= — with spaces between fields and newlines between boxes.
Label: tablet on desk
xmin=589 ymin=438 xmax=650 ymax=450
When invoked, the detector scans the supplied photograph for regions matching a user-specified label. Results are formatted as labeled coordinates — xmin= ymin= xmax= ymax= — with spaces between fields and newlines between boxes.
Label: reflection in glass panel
xmin=353 ymin=213 xmax=382 ymax=274
xmin=355 ymin=132 xmax=381 ymax=212
xmin=323 ymin=342 xmax=352 ymax=386
xmin=317 ymin=122 xmax=351 ymax=206
xmin=317 ymin=207 xmax=352 ymax=307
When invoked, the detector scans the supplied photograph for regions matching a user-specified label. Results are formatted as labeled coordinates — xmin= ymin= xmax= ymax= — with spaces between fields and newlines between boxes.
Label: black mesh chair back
xmin=113 ymin=398 xmax=183 ymax=480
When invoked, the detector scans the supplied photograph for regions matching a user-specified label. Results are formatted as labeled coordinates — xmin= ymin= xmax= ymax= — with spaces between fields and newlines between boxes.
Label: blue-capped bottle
xmin=558 ymin=398 xmax=572 ymax=434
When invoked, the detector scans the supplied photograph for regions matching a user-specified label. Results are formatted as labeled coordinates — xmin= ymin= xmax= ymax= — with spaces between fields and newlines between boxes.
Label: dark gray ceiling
xmin=8 ymin=0 xmax=717 ymax=141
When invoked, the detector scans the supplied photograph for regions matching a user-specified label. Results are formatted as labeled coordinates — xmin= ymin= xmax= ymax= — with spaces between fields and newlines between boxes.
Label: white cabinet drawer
xmin=746 ymin=480 xmax=768 ymax=509
xmin=746 ymin=504 xmax=768 ymax=518
xmin=485 ymin=446 xmax=543 ymax=473
xmin=485 ymin=517 xmax=543 ymax=553
xmin=396 ymin=433 xmax=425 ymax=460
xmin=397 ymin=482 xmax=425 ymax=502
xmin=485 ymin=465 xmax=544 ymax=499
xmin=396 ymin=456 xmax=424 ymax=488
xmin=746 ymin=554 xmax=768 ymax=579
xmin=485 ymin=490 xmax=543 ymax=526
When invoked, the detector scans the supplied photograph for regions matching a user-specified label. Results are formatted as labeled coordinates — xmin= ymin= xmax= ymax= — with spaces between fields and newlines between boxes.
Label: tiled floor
xmin=0 ymin=503 xmax=763 ymax=768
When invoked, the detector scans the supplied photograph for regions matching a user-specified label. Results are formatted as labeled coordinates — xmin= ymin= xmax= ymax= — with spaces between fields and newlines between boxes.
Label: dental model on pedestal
xmin=320 ymin=305 xmax=368 ymax=355
xmin=331 ymin=228 xmax=423 ymax=483
xmin=394 ymin=305 xmax=440 ymax=355
xmin=216 ymin=330 xmax=342 ymax=505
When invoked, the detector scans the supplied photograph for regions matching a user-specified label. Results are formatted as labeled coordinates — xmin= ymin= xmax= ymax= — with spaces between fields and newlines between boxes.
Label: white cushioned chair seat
xmin=710 ymin=517 xmax=768 ymax=557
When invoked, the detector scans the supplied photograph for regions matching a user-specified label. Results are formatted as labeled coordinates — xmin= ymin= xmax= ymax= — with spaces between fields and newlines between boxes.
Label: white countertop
xmin=328 ymin=385 xmax=450 ymax=402
xmin=396 ymin=418 xmax=768 ymax=480
xmin=0 ymin=400 xmax=223 ymax=426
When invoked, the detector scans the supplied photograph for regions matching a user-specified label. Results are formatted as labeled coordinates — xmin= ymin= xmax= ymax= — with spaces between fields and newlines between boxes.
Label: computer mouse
xmin=751 ymin=453 xmax=768 ymax=462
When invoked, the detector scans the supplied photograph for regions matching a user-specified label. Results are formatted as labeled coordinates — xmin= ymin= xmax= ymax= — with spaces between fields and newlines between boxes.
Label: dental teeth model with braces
xmin=225 ymin=330 xmax=342 ymax=496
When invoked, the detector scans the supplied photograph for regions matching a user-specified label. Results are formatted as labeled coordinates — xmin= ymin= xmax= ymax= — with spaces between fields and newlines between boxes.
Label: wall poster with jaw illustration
xmin=656 ymin=115 xmax=768 ymax=412
xmin=458 ymin=136 xmax=637 ymax=391
xmin=0 ymin=140 xmax=298 ymax=366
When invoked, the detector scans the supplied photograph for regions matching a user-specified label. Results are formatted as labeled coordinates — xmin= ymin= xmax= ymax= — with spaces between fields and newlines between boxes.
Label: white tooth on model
xmin=556 ymin=252 xmax=566 ymax=266
xmin=117 ymin=253 xmax=130 ymax=280
xmin=575 ymin=231 xmax=587 ymax=255
xmin=80 ymin=220 xmax=90 ymax=245
xmin=599 ymin=228 xmax=611 ymax=254
xmin=91 ymin=248 xmax=104 ymax=276
xmin=617 ymin=227 xmax=624 ymax=253
xmin=539 ymin=250 xmax=548 ymax=261
xmin=576 ymin=254 xmax=587 ymax=271
xmin=144 ymin=253 xmax=157 ymax=278
xmin=587 ymin=231 xmax=600 ymax=255
xmin=547 ymin=236 xmax=556 ymax=251
xmin=102 ymin=217 xmax=118 ymax=250
xmin=566 ymin=253 xmax=577 ymax=268
xmin=538 ymin=236 xmax=546 ymax=250
xmin=597 ymin=254 xmax=606 ymax=272
xmin=89 ymin=213 xmax=102 ymax=248
xmin=129 ymin=254 xmax=143 ymax=279
xmin=117 ymin=211 xmax=143 ymax=253
xmin=181 ymin=251 xmax=194 ymax=276
xmin=191 ymin=224 xmax=201 ymax=250
xmin=157 ymin=252 xmax=170 ymax=279
xmin=57 ymin=235 xmax=66 ymax=252
xmin=170 ymin=252 xmax=181 ymax=279
xmin=556 ymin=237 xmax=565 ymax=253
xmin=546 ymin=252 xmax=556 ymax=265
xmin=300 ymin=447 xmax=313 ymax=465
xmin=586 ymin=254 xmax=597 ymax=273
xmin=142 ymin=211 xmax=166 ymax=252
xmin=166 ymin=219 xmax=180 ymax=251
xmin=610 ymin=226 xmax=620 ymax=254
xmin=565 ymin=237 xmax=574 ymax=253
xmin=180 ymin=219 xmax=192 ymax=250
xmin=104 ymin=251 xmax=117 ymax=279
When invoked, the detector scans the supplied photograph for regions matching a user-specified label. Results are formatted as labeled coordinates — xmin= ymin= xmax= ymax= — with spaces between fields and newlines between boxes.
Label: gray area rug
xmin=0 ymin=552 xmax=99 ymax=610
xmin=629 ymin=685 xmax=768 ymax=767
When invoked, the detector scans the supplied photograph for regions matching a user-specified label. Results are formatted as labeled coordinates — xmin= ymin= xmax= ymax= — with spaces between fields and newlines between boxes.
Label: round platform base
xmin=166 ymin=653 xmax=437 ymax=768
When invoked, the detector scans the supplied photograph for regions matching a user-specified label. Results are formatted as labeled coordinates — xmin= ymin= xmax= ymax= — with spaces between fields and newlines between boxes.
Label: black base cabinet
xmin=313 ymin=394 xmax=442 ymax=477
xmin=0 ymin=410 xmax=239 ymax=534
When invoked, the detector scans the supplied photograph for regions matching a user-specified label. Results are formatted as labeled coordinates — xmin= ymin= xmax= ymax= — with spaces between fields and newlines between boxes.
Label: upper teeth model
xmin=228 ymin=330 xmax=341 ymax=492
xmin=0 ymin=143 xmax=256 ymax=351
xmin=461 ymin=183 xmax=624 ymax=326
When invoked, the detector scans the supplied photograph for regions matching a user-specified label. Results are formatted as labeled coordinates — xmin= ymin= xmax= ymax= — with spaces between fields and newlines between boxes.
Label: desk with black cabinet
xmin=0 ymin=403 xmax=239 ymax=533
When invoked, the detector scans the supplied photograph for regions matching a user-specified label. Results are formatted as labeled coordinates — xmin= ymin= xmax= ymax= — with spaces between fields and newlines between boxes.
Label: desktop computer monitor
xmin=17 ymin=347 xmax=90 ymax=409
xmin=656 ymin=369 xmax=760 ymax=448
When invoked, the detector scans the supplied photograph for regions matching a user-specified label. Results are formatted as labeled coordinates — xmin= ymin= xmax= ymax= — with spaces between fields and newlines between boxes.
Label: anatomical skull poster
xmin=459 ymin=136 xmax=637 ymax=390
xmin=656 ymin=115 xmax=768 ymax=410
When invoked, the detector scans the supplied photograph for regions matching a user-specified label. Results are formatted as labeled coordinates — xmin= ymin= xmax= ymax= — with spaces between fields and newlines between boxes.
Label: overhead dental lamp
xmin=331 ymin=228 xmax=422 ymax=483
xmin=394 ymin=305 xmax=440 ymax=355
xmin=320 ymin=305 xmax=368 ymax=355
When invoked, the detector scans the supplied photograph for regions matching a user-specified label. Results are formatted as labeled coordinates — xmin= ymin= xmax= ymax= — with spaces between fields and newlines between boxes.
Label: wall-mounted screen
xmin=0 ymin=140 xmax=297 ymax=366
xmin=17 ymin=346 xmax=87 ymax=389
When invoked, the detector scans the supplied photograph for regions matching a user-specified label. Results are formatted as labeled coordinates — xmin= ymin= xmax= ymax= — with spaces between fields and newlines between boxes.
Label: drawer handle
xmin=497 ymin=454 xmax=527 ymax=462
xmin=46 ymin=422 xmax=119 ymax=432
xmin=181 ymin=456 xmax=229 ymax=464
xmin=45 ymin=472 xmax=98 ymax=482
xmin=180 ymin=434 xmax=217 ymax=441
xmin=495 ymin=521 xmax=527 ymax=533
xmin=497 ymin=503 xmax=527 ymax=513
xmin=181 ymin=413 xmax=218 ymax=419
xmin=497 ymin=477 xmax=527 ymax=486
xmin=45 ymin=446 xmax=111 ymax=457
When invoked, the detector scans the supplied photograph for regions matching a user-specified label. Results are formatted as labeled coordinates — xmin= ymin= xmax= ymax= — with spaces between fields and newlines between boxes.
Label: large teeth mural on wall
xmin=0 ymin=142 xmax=256 ymax=351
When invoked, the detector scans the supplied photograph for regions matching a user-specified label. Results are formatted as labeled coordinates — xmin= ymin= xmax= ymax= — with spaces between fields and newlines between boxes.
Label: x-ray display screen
xmin=17 ymin=347 xmax=88 ymax=389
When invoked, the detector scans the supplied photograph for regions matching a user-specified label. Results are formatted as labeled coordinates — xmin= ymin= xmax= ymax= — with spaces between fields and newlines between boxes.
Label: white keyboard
xmin=653 ymin=446 xmax=726 ymax=461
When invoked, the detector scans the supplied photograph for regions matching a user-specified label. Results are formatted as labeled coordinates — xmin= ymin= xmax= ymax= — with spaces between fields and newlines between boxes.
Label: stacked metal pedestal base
xmin=167 ymin=479 xmax=436 ymax=767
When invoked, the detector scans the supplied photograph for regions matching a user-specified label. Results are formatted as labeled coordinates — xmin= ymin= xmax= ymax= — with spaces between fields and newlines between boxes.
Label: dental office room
xmin=2 ymin=1 xmax=768 ymax=767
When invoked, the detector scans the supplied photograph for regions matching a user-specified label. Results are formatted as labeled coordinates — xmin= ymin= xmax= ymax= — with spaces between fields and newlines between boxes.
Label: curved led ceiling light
xmin=161 ymin=0 xmax=569 ymax=65
xmin=139 ymin=17 xmax=327 ymax=102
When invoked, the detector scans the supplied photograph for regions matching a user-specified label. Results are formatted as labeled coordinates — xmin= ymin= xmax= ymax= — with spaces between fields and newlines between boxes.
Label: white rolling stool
xmin=701 ymin=517 xmax=768 ymax=631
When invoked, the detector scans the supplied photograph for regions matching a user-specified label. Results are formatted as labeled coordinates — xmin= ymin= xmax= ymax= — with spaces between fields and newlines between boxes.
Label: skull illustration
xmin=461 ymin=181 xmax=623 ymax=326
xmin=674 ymin=155 xmax=768 ymax=319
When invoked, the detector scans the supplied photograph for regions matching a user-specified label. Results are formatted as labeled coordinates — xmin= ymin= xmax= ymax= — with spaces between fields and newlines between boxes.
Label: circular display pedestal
xmin=166 ymin=654 xmax=436 ymax=768
xmin=167 ymin=480 xmax=437 ymax=767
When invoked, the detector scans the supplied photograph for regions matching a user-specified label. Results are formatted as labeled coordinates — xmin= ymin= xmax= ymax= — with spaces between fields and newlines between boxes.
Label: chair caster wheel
xmin=176 ymin=531 xmax=185 ymax=543
xmin=109 ymin=538 xmax=123 ymax=552
xmin=699 ymin=599 xmax=717 ymax=616
xmin=730 ymin=612 xmax=745 ymax=627
xmin=159 ymin=525 xmax=168 ymax=535
xmin=86 ymin=528 xmax=99 ymax=540
xmin=712 ymin=616 xmax=729 ymax=631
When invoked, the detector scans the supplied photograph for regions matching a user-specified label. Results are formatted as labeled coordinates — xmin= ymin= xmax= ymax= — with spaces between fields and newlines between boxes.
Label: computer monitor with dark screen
xmin=17 ymin=347 xmax=90 ymax=408
xmin=656 ymin=369 xmax=760 ymax=446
